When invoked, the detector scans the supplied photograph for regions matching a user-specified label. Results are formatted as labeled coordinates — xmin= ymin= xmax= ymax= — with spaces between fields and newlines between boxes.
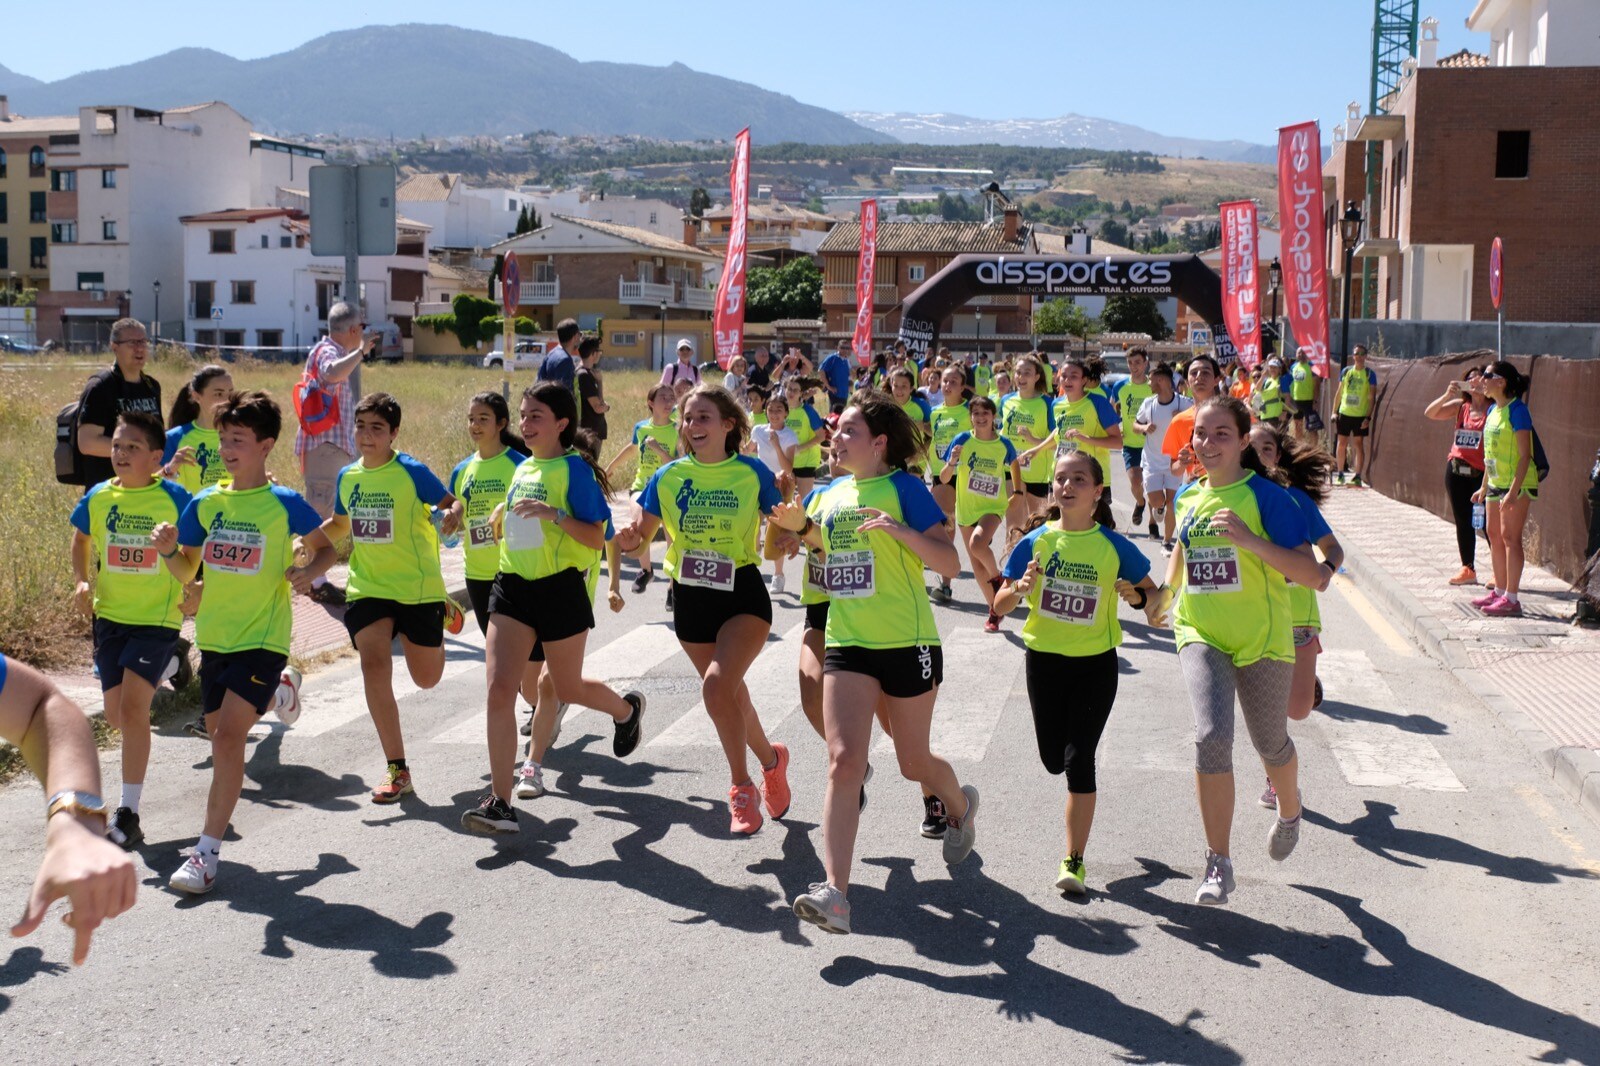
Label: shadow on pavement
xmin=0 ymin=946 xmax=69 ymax=1015
xmin=1315 ymin=698 xmax=1448 ymax=735
xmin=817 ymin=854 xmax=1240 ymax=1063
xmin=1104 ymin=858 xmax=1600 ymax=1065
xmin=1304 ymin=800 xmax=1598 ymax=882
xmin=235 ymin=729 xmax=369 ymax=814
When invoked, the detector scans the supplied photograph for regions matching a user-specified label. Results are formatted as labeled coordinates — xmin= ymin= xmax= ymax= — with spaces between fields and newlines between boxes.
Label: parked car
xmin=362 ymin=321 xmax=404 ymax=364
xmin=0 ymin=334 xmax=42 ymax=354
xmin=484 ymin=338 xmax=552 ymax=371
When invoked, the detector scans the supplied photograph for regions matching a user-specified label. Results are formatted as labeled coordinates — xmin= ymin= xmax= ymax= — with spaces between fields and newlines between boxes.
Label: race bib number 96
xmin=105 ymin=533 xmax=157 ymax=575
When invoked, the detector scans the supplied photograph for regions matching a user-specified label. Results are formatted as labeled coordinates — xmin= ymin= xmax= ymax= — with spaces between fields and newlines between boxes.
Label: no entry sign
xmin=1489 ymin=237 xmax=1503 ymax=311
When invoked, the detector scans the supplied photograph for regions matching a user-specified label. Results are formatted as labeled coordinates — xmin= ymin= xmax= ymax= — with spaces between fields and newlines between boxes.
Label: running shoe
xmin=1313 ymin=677 xmax=1324 ymax=709
xmin=1147 ymin=519 xmax=1160 ymax=539
xmin=519 ymin=713 xmax=534 ymax=737
xmin=984 ymin=611 xmax=1001 ymax=633
xmin=859 ymin=763 xmax=873 ymax=813
xmin=1258 ymin=779 xmax=1278 ymax=809
xmin=1352 ymin=474 xmax=1363 ymax=488
xmin=1162 ymin=539 xmax=1175 ymax=553
xmin=770 ymin=574 xmax=786 ymax=595
xmin=1483 ymin=596 xmax=1524 ymax=618
xmin=308 ymin=582 xmax=346 ymax=606
xmin=183 ymin=716 xmax=209 ymax=740
xmin=461 ymin=792 xmax=519 ymax=835
xmin=614 ymin=691 xmax=646 ymax=757
xmin=1471 ymin=587 xmax=1501 ymax=608
xmin=444 ymin=598 xmax=465 ymax=636
xmin=1268 ymin=801 xmax=1303 ymax=862
xmin=1055 ymin=856 xmax=1087 ymax=895
xmin=930 ymin=582 xmax=953 ymax=605
xmin=1336 ymin=472 xmax=1346 ymax=485
xmin=1131 ymin=503 xmax=1145 ymax=527
xmin=513 ymin=760 xmax=546 ymax=799
xmin=370 ymin=763 xmax=413 ymax=804
xmin=729 ymin=782 xmax=763 ymax=835
xmin=168 ymin=850 xmax=216 ymax=895
xmin=1195 ymin=850 xmax=1234 ymax=906
xmin=167 ymin=637 xmax=194 ymax=691
xmin=792 ymin=882 xmax=851 ymax=934
xmin=551 ymin=701 xmax=571 ymax=743
xmin=762 ymin=742 xmax=792 ymax=819
xmin=920 ymin=795 xmax=947 ymax=839
xmin=632 ymin=569 xmax=652 ymax=595
xmin=665 ymin=584 xmax=675 ymax=613
xmin=942 ymin=785 xmax=980 ymax=865
xmin=272 ymin=667 xmax=303 ymax=726
xmin=107 ymin=807 xmax=143 ymax=850
xmin=1448 ymin=566 xmax=1478 ymax=586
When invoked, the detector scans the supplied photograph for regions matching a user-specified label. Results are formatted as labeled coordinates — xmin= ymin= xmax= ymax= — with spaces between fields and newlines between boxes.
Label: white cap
xmin=676 ymin=338 xmax=694 ymax=352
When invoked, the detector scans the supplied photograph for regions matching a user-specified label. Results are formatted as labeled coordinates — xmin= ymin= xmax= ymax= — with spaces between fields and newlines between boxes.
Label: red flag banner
xmin=712 ymin=127 xmax=751 ymax=370
xmin=1218 ymin=200 xmax=1261 ymax=370
xmin=851 ymin=199 xmax=878 ymax=366
xmin=1277 ymin=121 xmax=1331 ymax=377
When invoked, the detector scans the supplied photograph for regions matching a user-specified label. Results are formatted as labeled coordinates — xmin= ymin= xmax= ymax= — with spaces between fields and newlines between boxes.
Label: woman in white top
xmin=722 ymin=355 xmax=749 ymax=405
xmin=1133 ymin=361 xmax=1192 ymax=548
xmin=746 ymin=392 xmax=799 ymax=594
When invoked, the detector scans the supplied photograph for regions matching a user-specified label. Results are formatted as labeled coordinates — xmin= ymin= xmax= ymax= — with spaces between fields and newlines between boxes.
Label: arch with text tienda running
xmin=894 ymin=254 xmax=1225 ymax=358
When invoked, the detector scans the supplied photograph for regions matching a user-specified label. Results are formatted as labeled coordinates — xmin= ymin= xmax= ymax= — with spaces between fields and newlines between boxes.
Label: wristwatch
xmin=45 ymin=790 xmax=108 ymax=827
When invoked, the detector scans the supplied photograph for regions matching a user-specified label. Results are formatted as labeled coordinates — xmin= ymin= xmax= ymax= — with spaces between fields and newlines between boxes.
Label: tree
xmin=689 ymin=187 xmax=712 ymax=218
xmin=1032 ymin=298 xmax=1099 ymax=339
xmin=515 ymin=205 xmax=531 ymax=234
xmin=1119 ymin=198 xmax=1133 ymax=215
xmin=1098 ymin=219 xmax=1130 ymax=247
xmin=744 ymin=258 xmax=822 ymax=322
xmin=1100 ymin=294 xmax=1172 ymax=340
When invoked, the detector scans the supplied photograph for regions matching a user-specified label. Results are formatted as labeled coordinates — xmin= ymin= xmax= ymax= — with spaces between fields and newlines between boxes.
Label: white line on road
xmin=647 ymin=621 xmax=807 ymax=747
xmin=874 ymin=626 xmax=1025 ymax=761
xmin=1313 ymin=648 xmax=1465 ymax=791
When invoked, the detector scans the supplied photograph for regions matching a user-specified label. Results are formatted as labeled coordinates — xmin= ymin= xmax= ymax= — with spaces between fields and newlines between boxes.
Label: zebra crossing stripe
xmin=647 ymin=621 xmax=807 ymax=748
xmin=873 ymin=627 xmax=1025 ymax=761
xmin=1313 ymin=649 xmax=1465 ymax=792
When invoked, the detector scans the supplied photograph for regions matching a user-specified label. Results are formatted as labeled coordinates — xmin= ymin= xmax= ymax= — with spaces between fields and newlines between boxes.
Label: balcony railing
xmin=966 ymin=293 xmax=1021 ymax=307
xmin=822 ymin=283 xmax=900 ymax=307
xmin=680 ymin=286 xmax=716 ymax=311
xmin=619 ymin=278 xmax=675 ymax=305
xmin=523 ymin=279 xmax=560 ymax=304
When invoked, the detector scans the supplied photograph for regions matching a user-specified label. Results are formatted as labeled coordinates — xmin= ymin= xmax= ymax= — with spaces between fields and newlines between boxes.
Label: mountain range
xmin=0 ymin=25 xmax=891 ymax=145
xmin=845 ymin=111 xmax=1274 ymax=163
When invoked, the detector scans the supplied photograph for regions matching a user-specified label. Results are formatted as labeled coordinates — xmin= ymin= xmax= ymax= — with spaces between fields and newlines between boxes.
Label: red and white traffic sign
xmin=1489 ymin=237 xmax=1503 ymax=311
xmin=502 ymin=253 xmax=522 ymax=314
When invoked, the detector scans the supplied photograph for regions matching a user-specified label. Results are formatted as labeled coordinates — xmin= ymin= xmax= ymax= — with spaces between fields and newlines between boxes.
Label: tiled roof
xmin=164 ymin=102 xmax=225 ymax=114
xmin=705 ymin=201 xmax=834 ymax=225
xmin=819 ymin=220 xmax=1031 ymax=255
xmin=179 ymin=207 xmax=306 ymax=224
xmin=396 ymin=172 xmax=461 ymax=202
xmin=1437 ymin=49 xmax=1490 ymax=69
xmin=543 ymin=214 xmax=721 ymax=259
xmin=0 ymin=114 xmax=79 ymax=135
xmin=1032 ymin=231 xmax=1138 ymax=257
xmin=428 ymin=260 xmax=490 ymax=287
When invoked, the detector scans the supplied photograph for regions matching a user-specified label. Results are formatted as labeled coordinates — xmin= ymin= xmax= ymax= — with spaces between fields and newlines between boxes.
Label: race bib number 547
xmin=203 ymin=528 xmax=265 ymax=574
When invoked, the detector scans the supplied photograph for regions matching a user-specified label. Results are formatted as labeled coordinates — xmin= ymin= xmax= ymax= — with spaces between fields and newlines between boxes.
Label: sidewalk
xmin=1322 ymin=485 xmax=1600 ymax=824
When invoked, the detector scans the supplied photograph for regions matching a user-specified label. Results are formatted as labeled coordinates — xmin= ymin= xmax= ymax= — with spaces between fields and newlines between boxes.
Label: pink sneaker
xmin=729 ymin=782 xmax=763 ymax=835
xmin=1471 ymin=588 xmax=1501 ymax=608
xmin=1482 ymin=596 xmax=1524 ymax=618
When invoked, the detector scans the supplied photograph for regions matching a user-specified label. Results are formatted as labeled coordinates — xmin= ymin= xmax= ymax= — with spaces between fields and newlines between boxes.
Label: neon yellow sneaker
xmin=1055 ymin=856 xmax=1087 ymax=895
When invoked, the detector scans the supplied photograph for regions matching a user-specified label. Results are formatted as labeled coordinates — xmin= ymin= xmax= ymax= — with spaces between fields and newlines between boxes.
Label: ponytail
xmin=168 ymin=364 xmax=229 ymax=427
xmin=570 ymin=428 xmax=614 ymax=500
xmin=471 ymin=390 xmax=527 ymax=453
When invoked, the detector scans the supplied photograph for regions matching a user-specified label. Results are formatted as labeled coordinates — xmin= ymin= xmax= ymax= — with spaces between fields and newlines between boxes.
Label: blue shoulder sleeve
xmin=1002 ymin=526 xmax=1043 ymax=580
xmin=449 ymin=456 xmax=472 ymax=498
xmin=948 ymin=431 xmax=972 ymax=452
xmin=69 ymin=483 xmax=99 ymax=534
xmin=274 ymin=485 xmax=326 ymax=537
xmin=332 ymin=463 xmax=356 ymax=516
xmin=805 ymin=405 xmax=825 ymax=431
xmin=1090 ymin=394 xmax=1119 ymax=431
xmin=1042 ymin=398 xmax=1057 ymax=432
xmin=634 ymin=420 xmax=649 ymax=448
xmin=162 ymin=425 xmax=186 ymax=465
xmin=737 ymin=454 xmax=783 ymax=513
xmin=562 ymin=455 xmax=611 ymax=525
xmin=891 ymin=469 xmax=946 ymax=533
xmin=161 ymin=480 xmax=195 ymax=520
xmin=1104 ymin=528 xmax=1152 ymax=584
xmin=398 ymin=452 xmax=450 ymax=505
xmin=1509 ymin=400 xmax=1534 ymax=432
xmin=638 ymin=462 xmax=671 ymax=518
xmin=176 ymin=490 xmax=213 ymax=547
xmin=1002 ymin=436 xmax=1019 ymax=463
xmin=1288 ymin=486 xmax=1333 ymax=541
xmin=1250 ymin=477 xmax=1309 ymax=549
xmin=507 ymin=448 xmax=528 ymax=466
xmin=915 ymin=396 xmax=932 ymax=419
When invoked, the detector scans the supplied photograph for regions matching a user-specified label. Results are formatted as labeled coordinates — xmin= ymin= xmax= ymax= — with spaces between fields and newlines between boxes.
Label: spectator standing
xmin=1425 ymin=366 xmax=1491 ymax=587
xmin=75 ymin=318 xmax=163 ymax=489
xmin=577 ymin=336 xmax=609 ymax=442
xmin=1287 ymin=346 xmax=1318 ymax=442
xmin=1334 ymin=344 xmax=1379 ymax=486
xmin=746 ymin=346 xmax=774 ymax=392
xmin=538 ymin=318 xmax=580 ymax=396
xmin=721 ymin=354 xmax=749 ymax=405
xmin=818 ymin=345 xmax=852 ymax=410
xmin=1472 ymin=360 xmax=1540 ymax=617
xmin=660 ymin=338 xmax=701 ymax=389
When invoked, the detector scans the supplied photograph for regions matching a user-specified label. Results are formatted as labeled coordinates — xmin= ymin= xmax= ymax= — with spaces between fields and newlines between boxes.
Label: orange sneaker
xmin=761 ymin=742 xmax=792 ymax=819
xmin=444 ymin=598 xmax=466 ymax=635
xmin=1448 ymin=566 xmax=1477 ymax=586
xmin=729 ymin=782 xmax=763 ymax=835
xmin=371 ymin=763 xmax=413 ymax=804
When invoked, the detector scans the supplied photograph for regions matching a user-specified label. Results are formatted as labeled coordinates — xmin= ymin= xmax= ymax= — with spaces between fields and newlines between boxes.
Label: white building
xmin=524 ymin=189 xmax=683 ymax=240
xmin=1467 ymin=0 xmax=1600 ymax=66
xmin=178 ymin=207 xmax=448 ymax=352
xmin=396 ymin=172 xmax=540 ymax=251
xmin=40 ymin=102 xmax=323 ymax=345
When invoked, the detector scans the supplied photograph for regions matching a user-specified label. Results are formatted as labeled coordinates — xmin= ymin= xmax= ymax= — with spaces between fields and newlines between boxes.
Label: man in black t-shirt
xmin=76 ymin=318 xmax=163 ymax=487
xmin=576 ymin=336 xmax=608 ymax=441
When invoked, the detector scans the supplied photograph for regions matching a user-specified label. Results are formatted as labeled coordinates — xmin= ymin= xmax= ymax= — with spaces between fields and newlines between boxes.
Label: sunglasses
xmin=1482 ymin=370 xmax=1504 ymax=379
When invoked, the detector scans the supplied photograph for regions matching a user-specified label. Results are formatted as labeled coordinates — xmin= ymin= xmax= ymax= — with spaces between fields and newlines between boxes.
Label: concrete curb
xmin=1339 ymin=532 xmax=1600 ymax=827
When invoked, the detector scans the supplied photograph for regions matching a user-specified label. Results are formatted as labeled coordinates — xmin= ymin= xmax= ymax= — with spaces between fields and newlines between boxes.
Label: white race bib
xmin=503 ymin=511 xmax=545 ymax=552
xmin=1185 ymin=545 xmax=1243 ymax=594
xmin=679 ymin=549 xmax=736 ymax=590
xmin=967 ymin=470 xmax=1001 ymax=499
xmin=105 ymin=532 xmax=158 ymax=575
xmin=827 ymin=550 xmax=875 ymax=599
xmin=467 ymin=515 xmax=496 ymax=548
xmin=203 ymin=528 xmax=265 ymax=575
xmin=1038 ymin=577 xmax=1099 ymax=626
xmin=1454 ymin=429 xmax=1482 ymax=450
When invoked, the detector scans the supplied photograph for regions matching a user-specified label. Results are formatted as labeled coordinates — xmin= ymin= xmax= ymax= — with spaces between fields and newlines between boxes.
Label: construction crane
xmin=1361 ymin=0 xmax=1420 ymax=317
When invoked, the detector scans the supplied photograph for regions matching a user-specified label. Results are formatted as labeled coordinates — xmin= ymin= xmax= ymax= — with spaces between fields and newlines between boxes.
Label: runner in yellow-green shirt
xmin=938 ymin=395 xmax=1022 ymax=629
xmin=1333 ymin=344 xmax=1379 ymax=486
xmin=927 ymin=363 xmax=974 ymax=605
xmin=603 ymin=383 xmax=679 ymax=600
xmin=1111 ymin=347 xmax=1156 ymax=528
xmin=1000 ymin=353 xmax=1057 ymax=534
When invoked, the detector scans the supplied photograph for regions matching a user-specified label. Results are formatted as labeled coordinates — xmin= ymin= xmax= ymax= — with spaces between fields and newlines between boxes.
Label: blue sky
xmin=3 ymin=1 xmax=1484 ymax=145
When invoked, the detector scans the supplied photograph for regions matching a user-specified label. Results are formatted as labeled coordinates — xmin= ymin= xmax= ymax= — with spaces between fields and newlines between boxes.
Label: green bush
xmin=480 ymin=315 xmax=539 ymax=337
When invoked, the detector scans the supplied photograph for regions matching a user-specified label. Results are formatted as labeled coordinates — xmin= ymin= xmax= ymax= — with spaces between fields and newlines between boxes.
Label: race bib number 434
xmin=1185 ymin=545 xmax=1242 ymax=593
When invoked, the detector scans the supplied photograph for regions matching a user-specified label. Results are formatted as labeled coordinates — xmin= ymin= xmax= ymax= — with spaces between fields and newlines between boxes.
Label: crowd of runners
xmin=14 ymin=320 xmax=1549 ymax=954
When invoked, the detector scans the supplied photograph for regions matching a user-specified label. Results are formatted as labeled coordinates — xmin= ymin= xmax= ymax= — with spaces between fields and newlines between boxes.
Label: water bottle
xmin=431 ymin=508 xmax=462 ymax=549
xmin=1471 ymin=501 xmax=1486 ymax=531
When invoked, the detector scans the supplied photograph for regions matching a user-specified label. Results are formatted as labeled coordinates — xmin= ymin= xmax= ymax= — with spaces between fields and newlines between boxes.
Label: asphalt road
xmin=3 ymin=468 xmax=1599 ymax=1065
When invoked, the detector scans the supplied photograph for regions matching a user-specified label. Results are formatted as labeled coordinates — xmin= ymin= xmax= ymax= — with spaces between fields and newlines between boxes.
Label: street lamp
xmin=1267 ymin=257 xmax=1282 ymax=356
xmin=974 ymin=309 xmax=983 ymax=356
xmin=1338 ymin=201 xmax=1364 ymax=371
xmin=152 ymin=279 xmax=161 ymax=342
xmin=658 ymin=297 xmax=668 ymax=371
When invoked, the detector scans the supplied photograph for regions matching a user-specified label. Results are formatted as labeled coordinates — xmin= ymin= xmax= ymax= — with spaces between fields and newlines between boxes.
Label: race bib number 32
xmin=680 ymin=549 xmax=735 ymax=591
xmin=1185 ymin=545 xmax=1242 ymax=594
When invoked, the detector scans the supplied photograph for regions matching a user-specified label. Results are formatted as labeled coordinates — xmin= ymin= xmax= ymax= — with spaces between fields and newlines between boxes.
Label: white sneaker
xmin=770 ymin=573 xmax=786 ymax=595
xmin=273 ymin=667 xmax=303 ymax=726
xmin=793 ymin=882 xmax=851 ymax=934
xmin=1195 ymin=849 xmax=1235 ymax=906
xmin=513 ymin=760 xmax=546 ymax=799
xmin=168 ymin=850 xmax=217 ymax=895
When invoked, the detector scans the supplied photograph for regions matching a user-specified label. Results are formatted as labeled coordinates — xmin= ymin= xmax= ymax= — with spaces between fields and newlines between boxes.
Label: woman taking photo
xmin=1424 ymin=367 xmax=1491 ymax=587
xmin=1472 ymin=361 xmax=1539 ymax=618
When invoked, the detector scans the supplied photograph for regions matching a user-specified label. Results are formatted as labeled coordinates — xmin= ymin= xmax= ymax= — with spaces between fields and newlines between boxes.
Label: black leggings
xmin=1024 ymin=648 xmax=1119 ymax=793
xmin=1445 ymin=463 xmax=1487 ymax=569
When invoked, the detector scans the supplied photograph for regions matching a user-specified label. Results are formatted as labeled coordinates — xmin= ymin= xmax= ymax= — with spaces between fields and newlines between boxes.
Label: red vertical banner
xmin=1218 ymin=200 xmax=1261 ymax=370
xmin=851 ymin=199 xmax=878 ymax=365
xmin=1277 ymin=121 xmax=1331 ymax=377
xmin=712 ymin=127 xmax=751 ymax=371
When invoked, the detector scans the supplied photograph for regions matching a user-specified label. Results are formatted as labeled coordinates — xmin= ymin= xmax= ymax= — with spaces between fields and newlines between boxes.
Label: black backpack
xmin=55 ymin=369 xmax=111 ymax=486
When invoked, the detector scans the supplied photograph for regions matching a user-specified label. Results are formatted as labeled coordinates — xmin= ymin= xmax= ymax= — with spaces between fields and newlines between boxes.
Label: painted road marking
xmin=1314 ymin=649 xmax=1465 ymax=791
xmin=1329 ymin=574 xmax=1416 ymax=657
xmin=647 ymin=621 xmax=807 ymax=748
xmin=874 ymin=626 xmax=1025 ymax=761
xmin=293 ymin=630 xmax=487 ymax=738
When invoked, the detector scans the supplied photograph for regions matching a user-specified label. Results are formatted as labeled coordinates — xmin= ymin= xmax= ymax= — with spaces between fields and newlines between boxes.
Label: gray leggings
xmin=1178 ymin=643 xmax=1296 ymax=774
